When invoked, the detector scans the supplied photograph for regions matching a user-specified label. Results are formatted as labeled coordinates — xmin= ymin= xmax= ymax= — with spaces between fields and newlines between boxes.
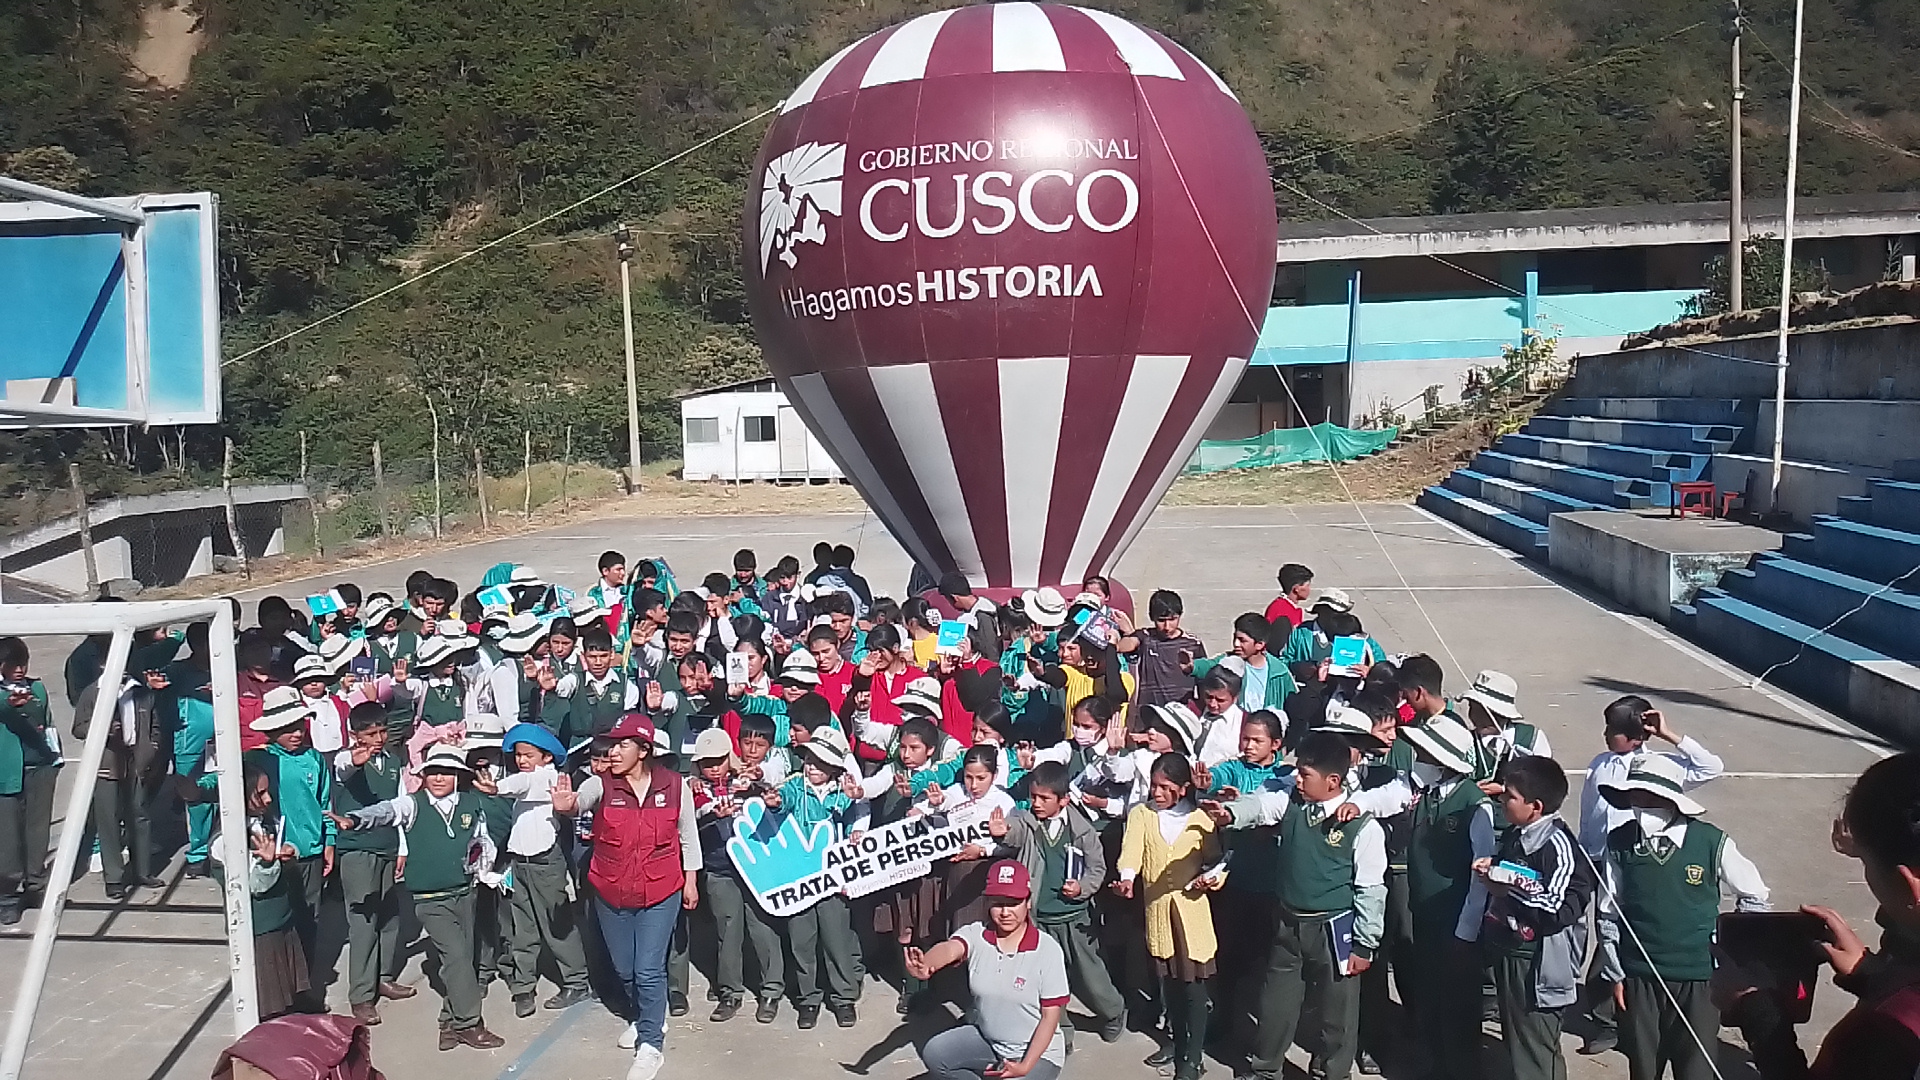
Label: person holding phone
xmin=905 ymin=859 xmax=1071 ymax=1080
xmin=1712 ymin=752 xmax=1920 ymax=1079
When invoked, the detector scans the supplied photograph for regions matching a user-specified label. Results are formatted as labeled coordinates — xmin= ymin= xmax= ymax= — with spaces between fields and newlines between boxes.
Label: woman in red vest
xmin=554 ymin=713 xmax=699 ymax=1080
xmin=1716 ymin=752 xmax=1920 ymax=1078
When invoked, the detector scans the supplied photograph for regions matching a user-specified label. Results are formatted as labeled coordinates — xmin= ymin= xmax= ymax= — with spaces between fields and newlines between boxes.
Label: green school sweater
xmin=332 ymin=752 xmax=403 ymax=855
xmin=0 ymin=681 xmax=52 ymax=792
xmin=404 ymin=790 xmax=485 ymax=897
xmin=248 ymin=745 xmax=335 ymax=857
xmin=1609 ymin=820 xmax=1726 ymax=982
xmin=1407 ymin=777 xmax=1485 ymax=937
xmin=1274 ymin=800 xmax=1371 ymax=917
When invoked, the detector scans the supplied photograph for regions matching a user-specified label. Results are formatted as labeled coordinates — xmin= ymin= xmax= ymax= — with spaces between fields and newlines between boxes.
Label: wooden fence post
xmin=222 ymin=438 xmax=250 ymax=582
xmin=300 ymin=430 xmax=323 ymax=558
xmin=473 ymin=445 xmax=489 ymax=530
xmin=523 ymin=430 xmax=532 ymax=520
xmin=68 ymin=464 xmax=99 ymax=596
xmin=372 ymin=441 xmax=391 ymax=538
xmin=561 ymin=425 xmax=572 ymax=514
xmin=428 ymin=401 xmax=443 ymax=539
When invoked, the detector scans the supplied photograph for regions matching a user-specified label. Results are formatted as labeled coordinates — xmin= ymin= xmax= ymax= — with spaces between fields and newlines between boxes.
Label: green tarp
xmin=1183 ymin=423 xmax=1398 ymax=475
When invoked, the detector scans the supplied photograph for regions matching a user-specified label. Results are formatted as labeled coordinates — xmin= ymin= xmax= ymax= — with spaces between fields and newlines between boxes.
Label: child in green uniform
xmin=1199 ymin=709 xmax=1294 ymax=1059
xmin=332 ymin=704 xmax=417 ymax=1023
xmin=335 ymin=744 xmax=506 ymax=1050
xmin=764 ymin=726 xmax=870 ymax=1030
xmin=1398 ymin=713 xmax=1495 ymax=1080
xmin=360 ymin=595 xmax=418 ymax=673
xmin=0 ymin=637 xmax=58 ymax=924
xmin=1598 ymin=755 xmax=1769 ymax=1080
xmin=989 ymin=761 xmax=1125 ymax=1046
xmin=1211 ymin=730 xmax=1386 ymax=1080
xmin=245 ymin=686 xmax=336 ymax=989
xmin=221 ymin=760 xmax=312 ymax=1019
xmin=491 ymin=723 xmax=592 ymax=1016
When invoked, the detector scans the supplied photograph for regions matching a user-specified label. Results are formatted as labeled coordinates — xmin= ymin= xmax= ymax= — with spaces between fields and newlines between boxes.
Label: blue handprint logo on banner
xmin=725 ymin=798 xmax=838 ymax=916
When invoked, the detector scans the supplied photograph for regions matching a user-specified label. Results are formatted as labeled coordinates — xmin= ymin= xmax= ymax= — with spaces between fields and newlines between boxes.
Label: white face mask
xmin=1634 ymin=806 xmax=1675 ymax=836
xmin=1072 ymin=727 xmax=1099 ymax=747
xmin=1410 ymin=761 xmax=1446 ymax=790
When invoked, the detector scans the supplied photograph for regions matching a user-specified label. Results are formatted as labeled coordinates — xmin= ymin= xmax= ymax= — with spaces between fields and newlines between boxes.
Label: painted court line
xmin=494 ymin=1001 xmax=587 ymax=1080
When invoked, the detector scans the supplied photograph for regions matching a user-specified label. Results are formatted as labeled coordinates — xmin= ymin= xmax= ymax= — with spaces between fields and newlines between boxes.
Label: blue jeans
xmin=596 ymin=891 xmax=681 ymax=1049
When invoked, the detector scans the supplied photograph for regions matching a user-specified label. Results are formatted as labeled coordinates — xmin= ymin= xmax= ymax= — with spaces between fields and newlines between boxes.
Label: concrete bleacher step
xmin=1718 ymin=554 xmax=1920 ymax=663
xmin=1545 ymin=398 xmax=1752 ymax=429
xmin=1442 ymin=469 xmax=1603 ymax=524
xmin=1835 ymin=479 xmax=1920 ymax=535
xmin=1469 ymin=451 xmax=1660 ymax=508
xmin=1677 ymin=589 xmax=1920 ymax=746
xmin=1417 ymin=485 xmax=1549 ymax=558
xmin=1497 ymin=433 xmax=1708 ymax=483
xmin=1781 ymin=516 xmax=1920 ymax=586
xmin=1525 ymin=416 xmax=1739 ymax=455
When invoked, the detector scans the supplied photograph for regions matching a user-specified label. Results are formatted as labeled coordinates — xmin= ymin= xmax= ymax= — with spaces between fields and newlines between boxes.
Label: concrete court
xmin=0 ymin=501 xmax=1890 ymax=1080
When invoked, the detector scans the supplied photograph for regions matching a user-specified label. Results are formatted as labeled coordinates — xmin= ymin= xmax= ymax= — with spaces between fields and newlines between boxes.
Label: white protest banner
xmin=724 ymin=797 xmax=996 ymax=917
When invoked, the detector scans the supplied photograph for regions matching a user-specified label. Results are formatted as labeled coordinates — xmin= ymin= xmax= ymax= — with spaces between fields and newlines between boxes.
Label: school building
xmin=1208 ymin=191 xmax=1920 ymax=439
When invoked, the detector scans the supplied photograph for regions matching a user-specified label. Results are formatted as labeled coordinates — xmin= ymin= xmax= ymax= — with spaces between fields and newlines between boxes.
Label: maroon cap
xmin=605 ymin=713 xmax=657 ymax=744
xmin=982 ymin=859 xmax=1030 ymax=900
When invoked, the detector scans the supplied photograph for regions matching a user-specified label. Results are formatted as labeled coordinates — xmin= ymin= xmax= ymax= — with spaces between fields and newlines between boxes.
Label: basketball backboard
xmin=0 ymin=179 xmax=220 ymax=427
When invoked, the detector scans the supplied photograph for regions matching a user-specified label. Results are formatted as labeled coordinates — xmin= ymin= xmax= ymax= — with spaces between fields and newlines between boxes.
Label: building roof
xmin=673 ymin=377 xmax=782 ymax=401
xmin=1275 ymin=191 xmax=1920 ymax=263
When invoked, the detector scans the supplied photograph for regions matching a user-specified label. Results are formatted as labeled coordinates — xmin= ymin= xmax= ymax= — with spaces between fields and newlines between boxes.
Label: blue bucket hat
xmin=502 ymin=722 xmax=567 ymax=764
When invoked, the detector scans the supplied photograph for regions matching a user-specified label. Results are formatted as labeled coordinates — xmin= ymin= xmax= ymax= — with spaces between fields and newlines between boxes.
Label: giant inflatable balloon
xmin=744 ymin=2 xmax=1276 ymax=589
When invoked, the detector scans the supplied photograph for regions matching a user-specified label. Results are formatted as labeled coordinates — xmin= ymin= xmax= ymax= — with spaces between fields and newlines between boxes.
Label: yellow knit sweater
xmin=1118 ymin=803 xmax=1225 ymax=964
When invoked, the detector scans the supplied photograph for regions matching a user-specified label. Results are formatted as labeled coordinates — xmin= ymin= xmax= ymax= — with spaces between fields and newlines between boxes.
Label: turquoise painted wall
xmin=1251 ymin=288 xmax=1697 ymax=366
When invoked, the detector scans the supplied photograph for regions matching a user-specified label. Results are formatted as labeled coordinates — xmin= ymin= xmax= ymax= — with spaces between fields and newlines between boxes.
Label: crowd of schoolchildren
xmin=0 ymin=545 xmax=1914 ymax=1080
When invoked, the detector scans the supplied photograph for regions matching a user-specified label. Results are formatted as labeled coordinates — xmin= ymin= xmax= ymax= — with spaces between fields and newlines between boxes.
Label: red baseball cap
xmin=982 ymin=859 xmax=1030 ymax=899
xmin=605 ymin=713 xmax=656 ymax=745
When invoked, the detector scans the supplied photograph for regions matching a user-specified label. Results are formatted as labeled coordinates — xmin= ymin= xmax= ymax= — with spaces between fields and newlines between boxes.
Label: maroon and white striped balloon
xmin=744 ymin=2 xmax=1276 ymax=589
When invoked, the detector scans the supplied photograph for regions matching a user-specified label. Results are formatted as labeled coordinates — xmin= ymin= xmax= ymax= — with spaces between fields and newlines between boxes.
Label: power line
xmin=221 ymin=104 xmax=778 ymax=367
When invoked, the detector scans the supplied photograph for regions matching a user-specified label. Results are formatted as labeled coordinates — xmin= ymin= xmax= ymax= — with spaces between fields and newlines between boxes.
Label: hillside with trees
xmin=2 ymin=0 xmax=1917 ymax=505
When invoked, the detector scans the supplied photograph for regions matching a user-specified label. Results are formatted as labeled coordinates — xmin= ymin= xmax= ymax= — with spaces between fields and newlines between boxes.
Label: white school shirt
xmin=493 ymin=764 xmax=561 ymax=857
xmin=305 ymin=694 xmax=346 ymax=755
xmin=1577 ymin=738 xmax=1724 ymax=855
xmin=1595 ymin=815 xmax=1770 ymax=982
xmin=1193 ymin=706 xmax=1243 ymax=768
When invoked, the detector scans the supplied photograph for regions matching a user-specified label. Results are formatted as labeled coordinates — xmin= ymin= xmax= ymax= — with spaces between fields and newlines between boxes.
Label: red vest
xmin=588 ymin=767 xmax=686 ymax=910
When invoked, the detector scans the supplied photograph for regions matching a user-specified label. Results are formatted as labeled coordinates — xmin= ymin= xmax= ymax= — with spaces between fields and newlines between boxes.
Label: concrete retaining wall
xmin=1549 ymin=510 xmax=1783 ymax=621
xmin=1566 ymin=322 xmax=1920 ymax=401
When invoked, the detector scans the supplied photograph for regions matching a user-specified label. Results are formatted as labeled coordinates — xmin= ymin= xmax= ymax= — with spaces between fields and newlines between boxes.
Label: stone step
xmin=1496 ymin=433 xmax=1708 ymax=483
xmin=1524 ymin=416 xmax=1740 ymax=455
xmin=1416 ymin=485 xmax=1549 ymax=559
xmin=1781 ymin=516 xmax=1920 ymax=587
xmin=1441 ymin=469 xmax=1606 ymax=524
xmin=1719 ymin=554 xmax=1920 ymax=663
xmin=1469 ymin=451 xmax=1659 ymax=508
xmin=1678 ymin=589 xmax=1920 ymax=747
xmin=1544 ymin=397 xmax=1752 ymax=430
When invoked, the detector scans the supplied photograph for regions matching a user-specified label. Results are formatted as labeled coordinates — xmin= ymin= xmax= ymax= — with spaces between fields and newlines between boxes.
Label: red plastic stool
xmin=1671 ymin=481 xmax=1716 ymax=518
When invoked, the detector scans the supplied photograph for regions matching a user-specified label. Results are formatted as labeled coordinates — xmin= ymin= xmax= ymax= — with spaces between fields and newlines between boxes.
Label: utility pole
xmin=1769 ymin=0 xmax=1808 ymax=511
xmin=616 ymin=223 xmax=643 ymax=495
xmin=1727 ymin=1 xmax=1745 ymax=312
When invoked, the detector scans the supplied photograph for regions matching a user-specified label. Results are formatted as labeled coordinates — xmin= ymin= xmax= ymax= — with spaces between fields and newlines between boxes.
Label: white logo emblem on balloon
xmin=759 ymin=141 xmax=847 ymax=272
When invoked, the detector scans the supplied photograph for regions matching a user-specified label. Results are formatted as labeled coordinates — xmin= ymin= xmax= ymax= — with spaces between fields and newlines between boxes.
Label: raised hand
xmin=1191 ymin=762 xmax=1212 ymax=793
xmin=550 ymin=773 xmax=578 ymax=814
xmin=988 ymin=807 xmax=1007 ymax=838
xmin=645 ymin=681 xmax=665 ymax=711
xmin=391 ymin=657 xmax=410 ymax=682
xmin=924 ymin=784 xmax=945 ymax=810
xmin=902 ymin=946 xmax=931 ymax=981
xmin=1198 ymin=799 xmax=1233 ymax=827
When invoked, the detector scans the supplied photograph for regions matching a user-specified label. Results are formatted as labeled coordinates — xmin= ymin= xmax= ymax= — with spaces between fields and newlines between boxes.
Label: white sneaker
xmin=626 ymin=1044 xmax=663 ymax=1080
xmin=616 ymin=1021 xmax=639 ymax=1050
xmin=89 ymin=853 xmax=102 ymax=874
